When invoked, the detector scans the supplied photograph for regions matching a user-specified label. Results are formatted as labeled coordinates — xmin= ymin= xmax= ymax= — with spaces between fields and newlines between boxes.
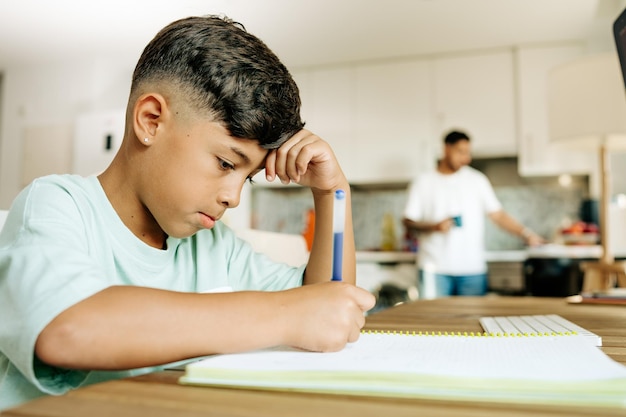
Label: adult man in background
xmin=403 ymin=130 xmax=543 ymax=298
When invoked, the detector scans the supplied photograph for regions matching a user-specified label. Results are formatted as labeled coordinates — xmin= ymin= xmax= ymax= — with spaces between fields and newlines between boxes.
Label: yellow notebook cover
xmin=179 ymin=331 xmax=626 ymax=408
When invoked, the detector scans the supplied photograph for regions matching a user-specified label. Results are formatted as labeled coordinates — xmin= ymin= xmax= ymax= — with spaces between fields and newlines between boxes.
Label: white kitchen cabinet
xmin=351 ymin=60 xmax=434 ymax=182
xmin=292 ymin=67 xmax=355 ymax=176
xmin=516 ymin=44 xmax=596 ymax=176
xmin=431 ymin=51 xmax=517 ymax=157
xmin=294 ymin=61 xmax=434 ymax=183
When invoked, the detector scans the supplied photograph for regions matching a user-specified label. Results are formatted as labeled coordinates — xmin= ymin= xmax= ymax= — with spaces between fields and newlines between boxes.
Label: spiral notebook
xmin=180 ymin=330 xmax=626 ymax=407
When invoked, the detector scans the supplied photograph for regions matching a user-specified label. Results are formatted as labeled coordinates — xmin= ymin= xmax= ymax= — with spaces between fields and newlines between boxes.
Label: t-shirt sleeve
xmin=477 ymin=173 xmax=502 ymax=214
xmin=403 ymin=178 xmax=423 ymax=221
xmin=0 ymin=181 xmax=110 ymax=396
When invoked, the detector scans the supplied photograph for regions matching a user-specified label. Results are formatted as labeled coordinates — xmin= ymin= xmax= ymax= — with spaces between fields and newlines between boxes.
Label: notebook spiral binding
xmin=361 ymin=329 xmax=578 ymax=337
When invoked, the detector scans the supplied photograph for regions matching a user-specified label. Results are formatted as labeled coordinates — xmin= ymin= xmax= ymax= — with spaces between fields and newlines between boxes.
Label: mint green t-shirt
xmin=0 ymin=175 xmax=305 ymax=410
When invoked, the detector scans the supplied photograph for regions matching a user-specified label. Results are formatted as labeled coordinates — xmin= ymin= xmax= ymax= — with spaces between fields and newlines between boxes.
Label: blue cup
xmin=452 ymin=215 xmax=462 ymax=227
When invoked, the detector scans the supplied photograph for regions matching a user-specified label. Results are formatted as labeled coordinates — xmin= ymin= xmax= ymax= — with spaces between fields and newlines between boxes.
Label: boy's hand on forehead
xmin=265 ymin=130 xmax=346 ymax=191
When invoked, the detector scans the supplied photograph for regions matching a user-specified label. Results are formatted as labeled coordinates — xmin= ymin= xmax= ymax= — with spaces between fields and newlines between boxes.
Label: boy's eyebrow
xmin=229 ymin=145 xmax=268 ymax=171
xmin=229 ymin=146 xmax=250 ymax=164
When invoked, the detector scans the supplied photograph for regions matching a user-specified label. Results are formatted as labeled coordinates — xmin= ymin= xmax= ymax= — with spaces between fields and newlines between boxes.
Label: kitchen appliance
xmin=524 ymin=244 xmax=626 ymax=297
xmin=579 ymin=198 xmax=599 ymax=225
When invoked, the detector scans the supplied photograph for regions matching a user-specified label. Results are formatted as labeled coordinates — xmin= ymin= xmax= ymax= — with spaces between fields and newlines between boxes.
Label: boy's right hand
xmin=279 ymin=282 xmax=375 ymax=352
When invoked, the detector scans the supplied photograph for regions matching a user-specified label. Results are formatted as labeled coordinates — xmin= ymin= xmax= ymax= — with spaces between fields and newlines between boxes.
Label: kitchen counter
xmin=357 ymin=245 xmax=625 ymax=298
xmin=356 ymin=250 xmax=527 ymax=264
xmin=357 ymin=244 xmax=624 ymax=265
xmin=356 ymin=251 xmax=416 ymax=264
xmin=526 ymin=244 xmax=603 ymax=259
xmin=485 ymin=250 xmax=527 ymax=262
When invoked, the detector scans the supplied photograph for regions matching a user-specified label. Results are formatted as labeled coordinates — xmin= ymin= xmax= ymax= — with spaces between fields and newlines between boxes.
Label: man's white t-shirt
xmin=404 ymin=166 xmax=502 ymax=275
xmin=0 ymin=175 xmax=306 ymax=410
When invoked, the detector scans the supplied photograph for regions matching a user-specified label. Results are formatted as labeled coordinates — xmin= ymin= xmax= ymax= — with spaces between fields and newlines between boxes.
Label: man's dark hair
xmin=443 ymin=130 xmax=470 ymax=145
xmin=130 ymin=15 xmax=304 ymax=149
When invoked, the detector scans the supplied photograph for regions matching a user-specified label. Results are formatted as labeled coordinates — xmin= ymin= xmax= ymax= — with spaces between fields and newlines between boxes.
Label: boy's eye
xmin=217 ymin=157 xmax=257 ymax=184
xmin=218 ymin=158 xmax=235 ymax=171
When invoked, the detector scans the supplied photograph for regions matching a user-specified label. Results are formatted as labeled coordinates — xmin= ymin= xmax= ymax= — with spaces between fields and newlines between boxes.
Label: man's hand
xmin=523 ymin=230 xmax=545 ymax=247
xmin=433 ymin=218 xmax=455 ymax=233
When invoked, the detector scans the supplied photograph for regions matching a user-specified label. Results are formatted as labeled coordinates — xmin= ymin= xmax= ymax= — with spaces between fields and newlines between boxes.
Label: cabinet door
xmin=516 ymin=45 xmax=595 ymax=176
xmin=352 ymin=60 xmax=434 ymax=183
xmin=292 ymin=67 xmax=355 ymax=177
xmin=432 ymin=51 xmax=516 ymax=157
xmin=309 ymin=67 xmax=355 ymax=169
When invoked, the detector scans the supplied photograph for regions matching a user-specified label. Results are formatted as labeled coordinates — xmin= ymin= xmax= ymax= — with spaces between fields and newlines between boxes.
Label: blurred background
xmin=2 ymin=0 xmax=626 ymax=300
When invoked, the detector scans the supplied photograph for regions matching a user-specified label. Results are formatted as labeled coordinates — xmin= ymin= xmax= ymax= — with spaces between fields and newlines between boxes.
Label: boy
xmin=0 ymin=15 xmax=375 ymax=410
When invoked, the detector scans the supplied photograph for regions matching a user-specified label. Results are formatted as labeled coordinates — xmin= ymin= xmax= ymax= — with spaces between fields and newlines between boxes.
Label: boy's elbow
xmin=35 ymin=320 xmax=82 ymax=368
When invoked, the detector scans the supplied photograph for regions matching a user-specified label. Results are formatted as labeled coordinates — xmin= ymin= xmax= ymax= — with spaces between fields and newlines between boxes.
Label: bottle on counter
xmin=302 ymin=208 xmax=315 ymax=251
xmin=380 ymin=212 xmax=397 ymax=251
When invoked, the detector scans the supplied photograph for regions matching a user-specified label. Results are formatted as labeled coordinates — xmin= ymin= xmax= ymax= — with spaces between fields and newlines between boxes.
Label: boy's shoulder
xmin=27 ymin=174 xmax=100 ymax=199
xmin=34 ymin=173 xmax=92 ymax=185
xmin=14 ymin=174 xmax=101 ymax=219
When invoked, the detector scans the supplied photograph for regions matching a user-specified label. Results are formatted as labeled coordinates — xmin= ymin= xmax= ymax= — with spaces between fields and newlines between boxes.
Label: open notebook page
xmin=180 ymin=332 xmax=626 ymax=406
xmin=185 ymin=332 xmax=625 ymax=381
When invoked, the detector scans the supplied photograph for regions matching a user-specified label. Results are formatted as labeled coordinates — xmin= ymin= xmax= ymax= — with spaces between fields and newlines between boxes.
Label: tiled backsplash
xmin=250 ymin=159 xmax=589 ymax=251
xmin=485 ymin=184 xmax=585 ymax=249
xmin=250 ymin=186 xmax=314 ymax=236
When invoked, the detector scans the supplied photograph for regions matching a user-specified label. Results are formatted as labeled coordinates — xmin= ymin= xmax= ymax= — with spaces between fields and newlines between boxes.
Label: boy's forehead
xmin=213 ymin=129 xmax=270 ymax=166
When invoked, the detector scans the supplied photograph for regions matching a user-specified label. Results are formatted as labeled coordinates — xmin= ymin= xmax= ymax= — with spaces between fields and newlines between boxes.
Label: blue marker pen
xmin=331 ymin=189 xmax=346 ymax=282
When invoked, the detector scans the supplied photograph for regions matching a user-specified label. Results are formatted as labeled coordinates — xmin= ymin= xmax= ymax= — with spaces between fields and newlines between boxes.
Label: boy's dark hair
xmin=443 ymin=130 xmax=470 ymax=145
xmin=130 ymin=15 xmax=304 ymax=149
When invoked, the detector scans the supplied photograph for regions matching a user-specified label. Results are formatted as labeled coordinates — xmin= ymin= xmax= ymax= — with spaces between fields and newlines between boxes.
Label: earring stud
xmin=144 ymin=138 xmax=149 ymax=143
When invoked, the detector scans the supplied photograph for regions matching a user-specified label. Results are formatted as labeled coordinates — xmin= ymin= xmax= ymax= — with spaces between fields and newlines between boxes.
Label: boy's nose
xmin=219 ymin=183 xmax=242 ymax=208
xmin=221 ymin=195 xmax=240 ymax=209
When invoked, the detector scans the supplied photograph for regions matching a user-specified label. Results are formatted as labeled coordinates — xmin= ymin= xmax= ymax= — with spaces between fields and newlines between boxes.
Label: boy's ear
xmin=133 ymin=93 xmax=168 ymax=145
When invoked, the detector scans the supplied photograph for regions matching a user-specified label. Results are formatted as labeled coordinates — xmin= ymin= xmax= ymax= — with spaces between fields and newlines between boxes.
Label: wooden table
xmin=3 ymin=296 xmax=626 ymax=417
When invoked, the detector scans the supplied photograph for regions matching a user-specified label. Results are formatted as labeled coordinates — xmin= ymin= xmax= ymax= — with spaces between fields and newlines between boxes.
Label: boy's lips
xmin=199 ymin=212 xmax=216 ymax=229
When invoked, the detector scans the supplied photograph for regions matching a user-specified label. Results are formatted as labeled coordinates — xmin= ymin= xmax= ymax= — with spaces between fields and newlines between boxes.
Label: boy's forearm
xmin=35 ymin=286 xmax=290 ymax=370
xmin=35 ymin=282 xmax=373 ymax=370
xmin=304 ymin=181 xmax=356 ymax=285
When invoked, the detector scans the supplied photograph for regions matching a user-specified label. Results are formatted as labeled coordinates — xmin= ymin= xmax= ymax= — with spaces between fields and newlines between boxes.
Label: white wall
xmin=0 ymin=32 xmax=622 ymax=211
xmin=0 ymin=57 xmax=133 ymax=209
xmin=0 ymin=55 xmax=254 ymax=229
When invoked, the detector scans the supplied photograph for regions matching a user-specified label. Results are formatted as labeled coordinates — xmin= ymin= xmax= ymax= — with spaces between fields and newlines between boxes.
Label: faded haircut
xmin=130 ymin=15 xmax=304 ymax=149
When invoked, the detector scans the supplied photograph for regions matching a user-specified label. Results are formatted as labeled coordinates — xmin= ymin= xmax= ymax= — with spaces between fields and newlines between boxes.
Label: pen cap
xmin=333 ymin=189 xmax=346 ymax=233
